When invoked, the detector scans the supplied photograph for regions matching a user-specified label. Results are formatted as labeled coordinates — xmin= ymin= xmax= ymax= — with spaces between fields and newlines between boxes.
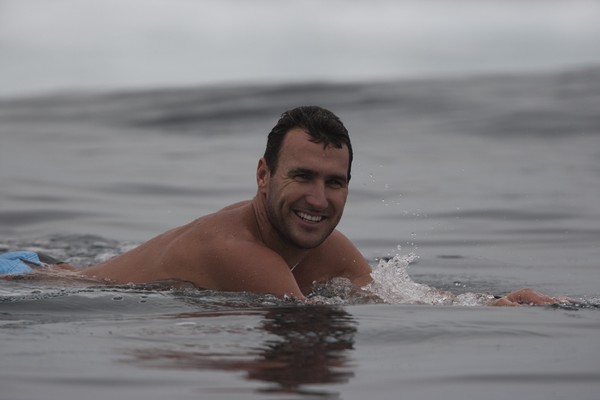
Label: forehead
xmin=278 ymin=128 xmax=349 ymax=173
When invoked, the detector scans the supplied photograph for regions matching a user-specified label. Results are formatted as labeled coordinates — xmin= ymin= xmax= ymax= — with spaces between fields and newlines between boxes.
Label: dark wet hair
xmin=264 ymin=106 xmax=353 ymax=181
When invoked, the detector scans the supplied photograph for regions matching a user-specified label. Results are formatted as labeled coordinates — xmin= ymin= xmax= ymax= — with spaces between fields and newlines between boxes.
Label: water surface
xmin=2 ymin=67 xmax=600 ymax=398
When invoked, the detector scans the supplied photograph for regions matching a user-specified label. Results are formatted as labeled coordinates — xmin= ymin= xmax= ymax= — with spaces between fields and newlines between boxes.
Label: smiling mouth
xmin=295 ymin=211 xmax=323 ymax=223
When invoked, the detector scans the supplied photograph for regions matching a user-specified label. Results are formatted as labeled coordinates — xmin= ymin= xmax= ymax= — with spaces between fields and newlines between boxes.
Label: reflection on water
xmin=128 ymin=305 xmax=356 ymax=397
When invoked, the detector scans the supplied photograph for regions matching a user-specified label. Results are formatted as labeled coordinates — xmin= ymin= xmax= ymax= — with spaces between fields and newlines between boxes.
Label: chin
xmin=289 ymin=231 xmax=330 ymax=250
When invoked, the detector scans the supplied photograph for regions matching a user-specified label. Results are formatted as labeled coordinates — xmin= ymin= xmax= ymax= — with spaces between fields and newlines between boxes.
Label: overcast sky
xmin=2 ymin=0 xmax=600 ymax=97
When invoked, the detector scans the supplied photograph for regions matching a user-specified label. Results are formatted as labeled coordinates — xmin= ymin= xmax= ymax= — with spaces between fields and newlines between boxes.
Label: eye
xmin=292 ymin=172 xmax=311 ymax=182
xmin=327 ymin=178 xmax=347 ymax=188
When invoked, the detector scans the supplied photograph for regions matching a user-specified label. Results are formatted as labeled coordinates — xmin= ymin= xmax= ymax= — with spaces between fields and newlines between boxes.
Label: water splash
xmin=364 ymin=253 xmax=494 ymax=306
xmin=308 ymin=277 xmax=383 ymax=305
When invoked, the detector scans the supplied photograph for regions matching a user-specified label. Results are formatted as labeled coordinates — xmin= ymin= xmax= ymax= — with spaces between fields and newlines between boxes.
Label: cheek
xmin=266 ymin=180 xmax=292 ymax=204
xmin=329 ymin=190 xmax=348 ymax=209
xmin=272 ymin=179 xmax=301 ymax=197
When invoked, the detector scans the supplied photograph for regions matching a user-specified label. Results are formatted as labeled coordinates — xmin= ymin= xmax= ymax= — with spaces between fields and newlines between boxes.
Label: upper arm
xmin=300 ymin=230 xmax=373 ymax=288
xmin=199 ymin=241 xmax=306 ymax=299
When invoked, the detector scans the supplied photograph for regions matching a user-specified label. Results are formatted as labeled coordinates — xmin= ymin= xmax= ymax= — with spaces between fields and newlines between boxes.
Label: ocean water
xmin=1 ymin=67 xmax=600 ymax=399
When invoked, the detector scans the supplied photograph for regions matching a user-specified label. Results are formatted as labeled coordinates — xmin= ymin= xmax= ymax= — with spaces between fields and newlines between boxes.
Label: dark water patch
xmin=496 ymin=227 xmax=600 ymax=242
xmin=0 ymin=82 xmax=362 ymax=134
xmin=0 ymin=284 xmax=293 ymax=323
xmin=123 ymin=304 xmax=357 ymax=396
xmin=2 ymin=66 xmax=599 ymax=138
xmin=128 ymin=103 xmax=277 ymax=133
xmin=0 ymin=209 xmax=104 ymax=226
xmin=168 ymin=288 xmax=300 ymax=310
xmin=115 ymin=82 xmax=368 ymax=134
xmin=4 ymin=194 xmax=67 ymax=203
xmin=369 ymin=208 xmax=582 ymax=222
xmin=450 ymin=68 xmax=600 ymax=138
xmin=432 ymin=208 xmax=575 ymax=221
xmin=431 ymin=372 xmax=600 ymax=384
xmin=414 ymin=274 xmax=503 ymax=295
xmin=549 ymin=299 xmax=600 ymax=311
xmin=0 ymin=291 xmax=176 ymax=322
xmin=498 ymin=227 xmax=600 ymax=235
xmin=95 ymin=182 xmax=245 ymax=197
xmin=405 ymin=236 xmax=592 ymax=247
xmin=476 ymin=109 xmax=600 ymax=137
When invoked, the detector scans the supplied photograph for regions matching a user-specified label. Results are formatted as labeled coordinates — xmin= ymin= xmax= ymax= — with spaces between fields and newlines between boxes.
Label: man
xmin=2 ymin=106 xmax=556 ymax=305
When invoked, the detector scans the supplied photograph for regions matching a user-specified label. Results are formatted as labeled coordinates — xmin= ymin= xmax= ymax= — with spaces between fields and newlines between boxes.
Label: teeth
xmin=297 ymin=212 xmax=323 ymax=222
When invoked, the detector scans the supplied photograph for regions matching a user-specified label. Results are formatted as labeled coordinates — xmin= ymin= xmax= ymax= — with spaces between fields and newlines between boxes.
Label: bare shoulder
xmin=205 ymin=238 xmax=304 ymax=298
xmin=218 ymin=200 xmax=251 ymax=212
xmin=295 ymin=230 xmax=373 ymax=288
xmin=168 ymin=206 xmax=305 ymax=298
xmin=82 ymin=203 xmax=256 ymax=286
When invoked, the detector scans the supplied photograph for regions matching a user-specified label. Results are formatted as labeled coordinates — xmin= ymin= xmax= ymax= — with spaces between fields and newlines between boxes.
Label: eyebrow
xmin=288 ymin=168 xmax=348 ymax=183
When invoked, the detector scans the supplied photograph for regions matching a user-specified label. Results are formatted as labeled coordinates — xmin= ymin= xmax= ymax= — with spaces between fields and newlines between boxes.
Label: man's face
xmin=260 ymin=128 xmax=350 ymax=249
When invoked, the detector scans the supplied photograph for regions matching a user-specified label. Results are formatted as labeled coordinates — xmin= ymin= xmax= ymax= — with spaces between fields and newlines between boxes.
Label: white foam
xmin=364 ymin=253 xmax=493 ymax=306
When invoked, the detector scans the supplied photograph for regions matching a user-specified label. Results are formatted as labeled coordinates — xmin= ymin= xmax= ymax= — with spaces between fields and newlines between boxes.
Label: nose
xmin=305 ymin=181 xmax=328 ymax=210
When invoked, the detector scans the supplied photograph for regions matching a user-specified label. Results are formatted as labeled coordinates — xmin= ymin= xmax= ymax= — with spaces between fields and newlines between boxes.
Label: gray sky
xmin=2 ymin=0 xmax=600 ymax=97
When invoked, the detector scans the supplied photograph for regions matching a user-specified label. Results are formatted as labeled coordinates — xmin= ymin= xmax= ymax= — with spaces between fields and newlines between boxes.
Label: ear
xmin=256 ymin=158 xmax=270 ymax=192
